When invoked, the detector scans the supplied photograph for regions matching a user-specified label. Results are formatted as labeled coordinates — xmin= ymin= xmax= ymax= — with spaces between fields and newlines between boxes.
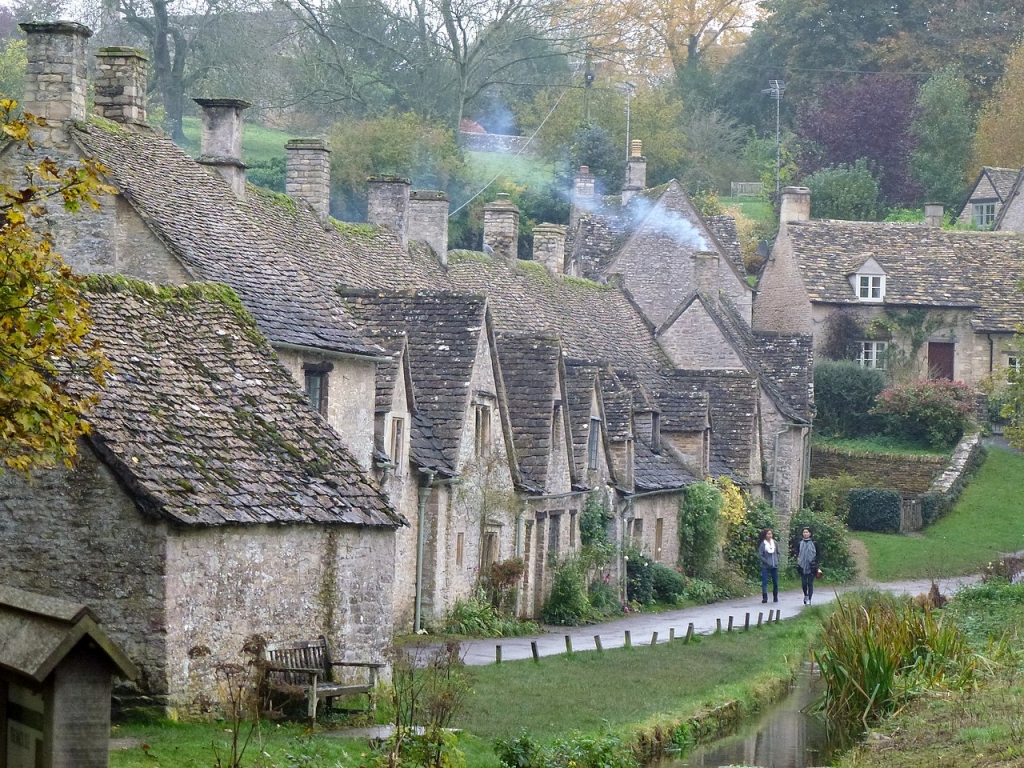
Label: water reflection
xmin=669 ymin=664 xmax=845 ymax=768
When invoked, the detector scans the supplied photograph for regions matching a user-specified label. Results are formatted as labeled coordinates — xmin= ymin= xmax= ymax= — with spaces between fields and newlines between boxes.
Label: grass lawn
xmin=454 ymin=612 xmax=821 ymax=741
xmin=464 ymin=151 xmax=557 ymax=189
xmin=177 ymin=117 xmax=295 ymax=166
xmin=719 ymin=195 xmax=775 ymax=229
xmin=853 ymin=448 xmax=1024 ymax=581
xmin=110 ymin=719 xmax=367 ymax=768
xmin=813 ymin=433 xmax=950 ymax=457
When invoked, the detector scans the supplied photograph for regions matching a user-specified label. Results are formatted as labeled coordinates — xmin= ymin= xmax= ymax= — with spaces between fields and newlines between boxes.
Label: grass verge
xmin=853 ymin=448 xmax=1024 ymax=581
xmin=835 ymin=582 xmax=1024 ymax=767
xmin=178 ymin=117 xmax=295 ymax=166
xmin=455 ymin=610 xmax=822 ymax=742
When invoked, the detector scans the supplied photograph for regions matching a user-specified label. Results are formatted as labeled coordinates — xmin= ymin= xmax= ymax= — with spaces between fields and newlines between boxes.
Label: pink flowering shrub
xmin=869 ymin=379 xmax=974 ymax=449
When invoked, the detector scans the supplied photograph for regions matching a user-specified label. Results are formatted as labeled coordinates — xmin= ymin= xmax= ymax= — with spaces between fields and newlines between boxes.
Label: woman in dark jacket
xmin=797 ymin=527 xmax=819 ymax=605
xmin=758 ymin=528 xmax=780 ymax=603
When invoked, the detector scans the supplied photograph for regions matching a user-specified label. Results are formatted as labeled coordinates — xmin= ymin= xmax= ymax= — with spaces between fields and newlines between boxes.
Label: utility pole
xmin=620 ymin=81 xmax=636 ymax=161
xmin=761 ymin=80 xmax=785 ymax=194
xmin=584 ymin=47 xmax=594 ymax=125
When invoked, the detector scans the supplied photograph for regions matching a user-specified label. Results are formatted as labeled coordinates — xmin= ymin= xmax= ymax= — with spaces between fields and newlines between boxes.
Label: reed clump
xmin=815 ymin=592 xmax=978 ymax=730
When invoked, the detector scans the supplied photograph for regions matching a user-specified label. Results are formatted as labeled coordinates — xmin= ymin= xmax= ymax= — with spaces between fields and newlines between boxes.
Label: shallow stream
xmin=666 ymin=663 xmax=846 ymax=768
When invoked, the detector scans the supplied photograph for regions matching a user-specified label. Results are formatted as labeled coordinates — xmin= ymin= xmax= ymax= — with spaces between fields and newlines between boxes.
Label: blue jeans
xmin=761 ymin=565 xmax=778 ymax=596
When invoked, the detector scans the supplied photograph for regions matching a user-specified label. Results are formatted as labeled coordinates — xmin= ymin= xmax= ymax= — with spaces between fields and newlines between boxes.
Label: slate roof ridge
xmin=77 ymin=277 xmax=401 ymax=528
xmin=983 ymin=166 xmax=1023 ymax=203
xmin=994 ymin=170 xmax=1024 ymax=229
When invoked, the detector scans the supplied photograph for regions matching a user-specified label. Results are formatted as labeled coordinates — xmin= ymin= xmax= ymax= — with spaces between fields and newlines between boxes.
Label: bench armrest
xmin=329 ymin=661 xmax=385 ymax=669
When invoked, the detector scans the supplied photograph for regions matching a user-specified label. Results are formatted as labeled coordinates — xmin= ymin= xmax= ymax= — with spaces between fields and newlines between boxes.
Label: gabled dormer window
xmin=857 ymin=274 xmax=885 ymax=301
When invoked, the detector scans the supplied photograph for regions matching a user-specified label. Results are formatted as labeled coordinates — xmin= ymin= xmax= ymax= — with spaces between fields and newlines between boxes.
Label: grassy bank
xmin=456 ymin=612 xmax=822 ymax=741
xmin=853 ymin=448 xmax=1024 ymax=581
xmin=813 ymin=434 xmax=952 ymax=457
xmin=835 ymin=582 xmax=1024 ymax=767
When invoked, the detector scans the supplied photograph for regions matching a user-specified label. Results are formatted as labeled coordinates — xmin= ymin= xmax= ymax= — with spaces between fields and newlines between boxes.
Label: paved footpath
xmin=454 ymin=575 xmax=981 ymax=666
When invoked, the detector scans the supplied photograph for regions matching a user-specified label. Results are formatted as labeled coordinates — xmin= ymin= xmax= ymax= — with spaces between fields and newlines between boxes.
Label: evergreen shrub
xmin=848 ymin=488 xmax=902 ymax=533
xmin=804 ymin=474 xmax=863 ymax=522
xmin=722 ymin=498 xmax=778 ymax=580
xmin=542 ymin=560 xmax=590 ymax=625
xmin=678 ymin=482 xmax=721 ymax=577
xmin=625 ymin=549 xmax=655 ymax=606
xmin=787 ymin=508 xmax=855 ymax=581
xmin=650 ymin=563 xmax=687 ymax=603
xmin=814 ymin=360 xmax=886 ymax=437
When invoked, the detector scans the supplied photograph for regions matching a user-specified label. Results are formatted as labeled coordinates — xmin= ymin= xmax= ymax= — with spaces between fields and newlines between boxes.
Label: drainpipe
xmin=514 ymin=509 xmax=525 ymax=616
xmin=989 ymin=333 xmax=995 ymax=374
xmin=621 ymin=495 xmax=631 ymax=606
xmin=414 ymin=468 xmax=436 ymax=634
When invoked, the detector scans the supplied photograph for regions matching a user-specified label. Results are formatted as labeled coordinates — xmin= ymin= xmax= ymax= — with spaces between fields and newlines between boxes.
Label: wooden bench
xmin=264 ymin=636 xmax=383 ymax=721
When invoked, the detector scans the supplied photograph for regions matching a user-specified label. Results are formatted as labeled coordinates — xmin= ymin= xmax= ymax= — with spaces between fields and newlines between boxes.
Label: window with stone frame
xmin=1008 ymin=355 xmax=1021 ymax=374
xmin=856 ymin=274 xmax=885 ymax=301
xmin=858 ymin=341 xmax=888 ymax=369
xmin=303 ymin=362 xmax=333 ymax=415
xmin=388 ymin=415 xmax=406 ymax=474
xmin=973 ymin=202 xmax=997 ymax=227
xmin=587 ymin=417 xmax=601 ymax=470
xmin=474 ymin=399 xmax=493 ymax=457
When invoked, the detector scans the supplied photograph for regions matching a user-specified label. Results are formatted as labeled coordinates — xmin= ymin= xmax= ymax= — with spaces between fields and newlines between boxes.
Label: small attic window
xmin=856 ymin=274 xmax=885 ymax=302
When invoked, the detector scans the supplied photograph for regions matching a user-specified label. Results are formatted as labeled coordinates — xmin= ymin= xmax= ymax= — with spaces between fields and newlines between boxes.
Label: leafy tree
xmin=911 ymin=68 xmax=974 ymax=211
xmin=0 ymin=38 xmax=25 ymax=104
xmin=568 ymin=124 xmax=623 ymax=193
xmin=796 ymin=75 xmax=919 ymax=205
xmin=328 ymin=112 xmax=467 ymax=222
xmin=973 ymin=39 xmax=1024 ymax=174
xmin=679 ymin=108 xmax=746 ymax=195
xmin=804 ymin=160 xmax=881 ymax=222
xmin=0 ymin=99 xmax=112 ymax=471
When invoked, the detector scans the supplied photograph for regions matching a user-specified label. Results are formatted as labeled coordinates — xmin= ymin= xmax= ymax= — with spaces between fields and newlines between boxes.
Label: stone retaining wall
xmin=928 ymin=433 xmax=983 ymax=495
xmin=810 ymin=447 xmax=947 ymax=495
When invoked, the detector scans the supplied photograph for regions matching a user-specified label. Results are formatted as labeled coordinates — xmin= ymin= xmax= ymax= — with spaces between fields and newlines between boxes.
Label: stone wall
xmin=751 ymin=229 xmax=814 ymax=335
xmin=0 ymin=448 xmax=170 ymax=704
xmin=631 ymin=492 xmax=682 ymax=566
xmin=165 ymin=522 xmax=396 ymax=715
xmin=459 ymin=132 xmax=534 ymax=155
xmin=658 ymin=301 xmax=744 ymax=369
xmin=810 ymin=446 xmax=946 ymax=495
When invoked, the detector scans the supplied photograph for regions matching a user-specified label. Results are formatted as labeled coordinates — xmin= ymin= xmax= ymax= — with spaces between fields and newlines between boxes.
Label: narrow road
xmin=451 ymin=575 xmax=981 ymax=665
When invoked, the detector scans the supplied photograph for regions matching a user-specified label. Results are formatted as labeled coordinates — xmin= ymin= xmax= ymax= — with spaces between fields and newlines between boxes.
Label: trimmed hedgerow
xmin=848 ymin=488 xmax=902 ymax=533
xmin=814 ymin=361 xmax=886 ymax=438
xmin=871 ymin=379 xmax=974 ymax=449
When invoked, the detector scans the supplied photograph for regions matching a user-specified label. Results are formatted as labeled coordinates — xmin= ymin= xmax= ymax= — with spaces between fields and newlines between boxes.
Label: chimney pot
xmin=194 ymin=97 xmax=250 ymax=199
xmin=409 ymin=190 xmax=450 ymax=265
xmin=779 ymin=186 xmax=811 ymax=225
xmin=630 ymin=140 xmax=643 ymax=158
xmin=285 ymin=138 xmax=331 ymax=222
xmin=367 ymin=175 xmax=411 ymax=249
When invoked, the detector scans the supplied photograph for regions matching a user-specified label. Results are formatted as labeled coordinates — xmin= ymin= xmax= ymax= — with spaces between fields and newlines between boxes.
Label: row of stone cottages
xmin=0 ymin=21 xmax=813 ymax=715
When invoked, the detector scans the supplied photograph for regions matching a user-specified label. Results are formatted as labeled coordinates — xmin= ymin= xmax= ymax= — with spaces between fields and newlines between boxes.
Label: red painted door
xmin=928 ymin=342 xmax=955 ymax=380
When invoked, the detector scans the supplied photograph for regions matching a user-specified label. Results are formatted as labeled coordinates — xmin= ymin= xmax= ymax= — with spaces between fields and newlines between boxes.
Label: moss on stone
xmin=329 ymin=219 xmax=379 ymax=238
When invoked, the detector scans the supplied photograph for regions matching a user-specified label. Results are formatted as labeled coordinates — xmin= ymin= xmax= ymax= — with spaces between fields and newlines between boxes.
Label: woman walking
xmin=758 ymin=528 xmax=779 ymax=603
xmin=797 ymin=527 xmax=818 ymax=605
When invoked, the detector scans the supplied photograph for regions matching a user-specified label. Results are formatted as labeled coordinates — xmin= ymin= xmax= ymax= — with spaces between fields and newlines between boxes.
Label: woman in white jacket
xmin=758 ymin=528 xmax=780 ymax=603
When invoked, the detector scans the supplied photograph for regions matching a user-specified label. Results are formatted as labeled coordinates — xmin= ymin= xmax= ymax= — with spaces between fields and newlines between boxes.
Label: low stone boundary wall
xmin=928 ymin=433 xmax=983 ymax=496
xmin=459 ymin=132 xmax=535 ymax=155
xmin=810 ymin=447 xmax=946 ymax=496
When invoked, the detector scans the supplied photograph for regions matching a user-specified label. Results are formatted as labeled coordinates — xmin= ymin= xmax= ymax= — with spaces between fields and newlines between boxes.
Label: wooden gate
xmin=900 ymin=498 xmax=922 ymax=532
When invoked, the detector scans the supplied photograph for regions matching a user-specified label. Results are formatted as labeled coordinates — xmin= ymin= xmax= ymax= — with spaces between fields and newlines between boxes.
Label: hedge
xmin=848 ymin=488 xmax=902 ymax=533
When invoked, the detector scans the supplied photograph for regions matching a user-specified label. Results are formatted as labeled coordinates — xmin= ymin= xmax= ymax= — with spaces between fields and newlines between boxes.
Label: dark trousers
xmin=761 ymin=566 xmax=778 ymax=597
xmin=801 ymin=568 xmax=815 ymax=600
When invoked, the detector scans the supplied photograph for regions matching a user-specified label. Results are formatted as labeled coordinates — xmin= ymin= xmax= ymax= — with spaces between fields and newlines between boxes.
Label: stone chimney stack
xmin=779 ymin=186 xmax=811 ymax=226
xmin=622 ymin=140 xmax=647 ymax=206
xmin=285 ymin=138 xmax=331 ymax=223
xmin=194 ymin=98 xmax=250 ymax=199
xmin=94 ymin=47 xmax=148 ymax=126
xmin=482 ymin=194 xmax=520 ymax=261
xmin=533 ymin=223 xmax=567 ymax=274
xmin=924 ymin=203 xmax=944 ymax=228
xmin=367 ymin=176 xmax=411 ymax=249
xmin=570 ymin=165 xmax=596 ymax=231
xmin=408 ymin=190 xmax=450 ymax=265
xmin=20 ymin=21 xmax=91 ymax=146
xmin=692 ymin=251 xmax=720 ymax=305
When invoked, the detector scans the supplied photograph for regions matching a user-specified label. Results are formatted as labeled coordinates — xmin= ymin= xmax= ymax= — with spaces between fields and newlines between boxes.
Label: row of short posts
xmin=497 ymin=610 xmax=783 ymax=663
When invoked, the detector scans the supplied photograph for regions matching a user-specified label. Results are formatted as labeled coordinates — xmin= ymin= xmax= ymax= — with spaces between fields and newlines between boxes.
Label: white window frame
xmin=858 ymin=341 xmax=888 ymax=370
xmin=973 ymin=202 xmax=996 ymax=228
xmin=388 ymin=415 xmax=406 ymax=476
xmin=856 ymin=274 xmax=885 ymax=302
xmin=1008 ymin=355 xmax=1021 ymax=374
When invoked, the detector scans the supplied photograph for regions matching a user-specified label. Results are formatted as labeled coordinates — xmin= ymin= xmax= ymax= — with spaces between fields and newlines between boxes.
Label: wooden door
xmin=928 ymin=342 xmax=955 ymax=380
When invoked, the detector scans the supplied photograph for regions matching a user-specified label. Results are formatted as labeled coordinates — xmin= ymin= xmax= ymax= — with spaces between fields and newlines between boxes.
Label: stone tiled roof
xmin=447 ymin=254 xmax=670 ymax=377
xmin=370 ymin=333 xmax=411 ymax=414
xmin=338 ymin=290 xmax=488 ymax=470
xmin=785 ymin=221 xmax=1024 ymax=332
xmin=663 ymin=369 xmax=758 ymax=480
xmin=410 ymin=412 xmax=454 ymax=478
xmin=704 ymin=214 xmax=746 ymax=275
xmin=494 ymin=333 xmax=562 ymax=492
xmin=77 ymin=278 xmax=399 ymax=527
xmin=634 ymin=440 xmax=697 ymax=491
xmin=599 ymin=370 xmax=634 ymax=443
xmin=983 ymin=167 xmax=1021 ymax=202
xmin=653 ymin=385 xmax=709 ymax=433
xmin=70 ymin=124 xmax=379 ymax=357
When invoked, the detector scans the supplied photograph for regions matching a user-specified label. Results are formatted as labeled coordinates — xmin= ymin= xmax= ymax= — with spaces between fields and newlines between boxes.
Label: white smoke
xmin=626 ymin=196 xmax=707 ymax=250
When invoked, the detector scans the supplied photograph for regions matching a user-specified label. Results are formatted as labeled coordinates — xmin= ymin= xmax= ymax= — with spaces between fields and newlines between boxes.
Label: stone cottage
xmin=756 ymin=187 xmax=1024 ymax=386
xmin=957 ymin=166 xmax=1022 ymax=228
xmin=0 ymin=279 xmax=402 ymax=716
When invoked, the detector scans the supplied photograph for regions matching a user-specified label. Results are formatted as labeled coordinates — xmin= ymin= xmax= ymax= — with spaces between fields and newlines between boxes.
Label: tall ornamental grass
xmin=816 ymin=593 xmax=977 ymax=730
